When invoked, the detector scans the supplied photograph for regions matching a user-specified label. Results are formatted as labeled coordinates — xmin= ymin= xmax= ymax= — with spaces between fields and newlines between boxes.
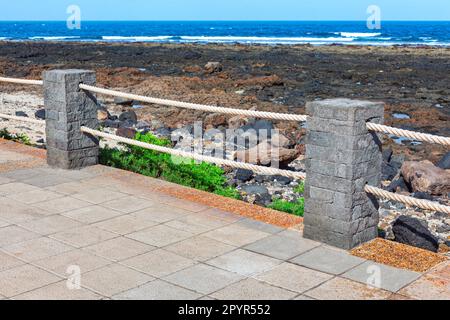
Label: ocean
xmin=0 ymin=21 xmax=449 ymax=46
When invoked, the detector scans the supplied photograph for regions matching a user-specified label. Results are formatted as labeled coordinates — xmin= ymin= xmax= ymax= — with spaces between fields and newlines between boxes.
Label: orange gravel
xmin=351 ymin=238 xmax=448 ymax=273
xmin=157 ymin=185 xmax=303 ymax=229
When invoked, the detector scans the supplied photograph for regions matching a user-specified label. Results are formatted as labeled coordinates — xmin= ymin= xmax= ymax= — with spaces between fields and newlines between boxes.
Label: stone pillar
xmin=303 ymin=99 xmax=384 ymax=250
xmin=43 ymin=70 xmax=99 ymax=169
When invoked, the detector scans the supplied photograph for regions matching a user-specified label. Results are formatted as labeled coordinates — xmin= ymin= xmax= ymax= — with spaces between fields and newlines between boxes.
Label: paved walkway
xmin=0 ymin=141 xmax=448 ymax=300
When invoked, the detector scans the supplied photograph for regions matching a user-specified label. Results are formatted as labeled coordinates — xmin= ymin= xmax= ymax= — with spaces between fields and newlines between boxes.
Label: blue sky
xmin=0 ymin=0 xmax=449 ymax=21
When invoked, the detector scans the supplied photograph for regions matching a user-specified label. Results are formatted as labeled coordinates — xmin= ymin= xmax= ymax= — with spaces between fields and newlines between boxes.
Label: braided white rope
xmin=81 ymin=126 xmax=306 ymax=180
xmin=0 ymin=77 xmax=43 ymax=86
xmin=366 ymin=123 xmax=450 ymax=146
xmin=365 ymin=185 xmax=450 ymax=214
xmin=79 ymin=84 xmax=309 ymax=122
xmin=0 ymin=113 xmax=45 ymax=125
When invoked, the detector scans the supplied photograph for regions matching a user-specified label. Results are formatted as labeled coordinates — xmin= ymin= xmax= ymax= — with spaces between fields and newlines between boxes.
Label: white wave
xmin=179 ymin=36 xmax=355 ymax=43
xmin=29 ymin=36 xmax=80 ymax=40
xmin=102 ymin=36 xmax=172 ymax=41
xmin=338 ymin=32 xmax=382 ymax=38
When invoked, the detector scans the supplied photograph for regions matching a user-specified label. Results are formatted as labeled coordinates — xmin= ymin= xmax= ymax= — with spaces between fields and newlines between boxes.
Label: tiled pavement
xmin=0 ymin=147 xmax=449 ymax=300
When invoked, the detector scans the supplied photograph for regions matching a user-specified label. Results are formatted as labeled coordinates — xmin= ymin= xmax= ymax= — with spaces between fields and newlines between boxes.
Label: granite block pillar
xmin=303 ymin=99 xmax=384 ymax=250
xmin=43 ymin=70 xmax=99 ymax=169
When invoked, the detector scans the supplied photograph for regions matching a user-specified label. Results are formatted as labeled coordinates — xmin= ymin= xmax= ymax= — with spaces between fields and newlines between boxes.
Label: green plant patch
xmin=99 ymin=131 xmax=241 ymax=200
xmin=0 ymin=128 xmax=32 ymax=145
xmin=268 ymin=197 xmax=305 ymax=217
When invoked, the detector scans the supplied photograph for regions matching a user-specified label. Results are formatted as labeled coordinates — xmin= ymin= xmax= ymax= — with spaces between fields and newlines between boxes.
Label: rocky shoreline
xmin=0 ymin=41 xmax=449 ymax=253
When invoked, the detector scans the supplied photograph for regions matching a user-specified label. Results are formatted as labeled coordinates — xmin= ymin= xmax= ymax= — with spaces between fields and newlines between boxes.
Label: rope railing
xmin=365 ymin=185 xmax=450 ymax=214
xmin=0 ymin=112 xmax=45 ymax=125
xmin=79 ymin=84 xmax=309 ymax=122
xmin=80 ymin=126 xmax=306 ymax=181
xmin=0 ymin=77 xmax=43 ymax=86
xmin=1 ymin=75 xmax=449 ymax=215
xmin=366 ymin=123 xmax=450 ymax=147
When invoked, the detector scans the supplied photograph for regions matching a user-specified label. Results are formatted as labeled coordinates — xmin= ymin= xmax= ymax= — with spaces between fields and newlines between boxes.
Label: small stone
xmin=102 ymin=120 xmax=121 ymax=128
xmin=436 ymin=152 xmax=450 ymax=170
xmin=392 ymin=215 xmax=439 ymax=252
xmin=412 ymin=192 xmax=433 ymax=201
xmin=136 ymin=121 xmax=150 ymax=130
xmin=386 ymin=176 xmax=409 ymax=193
xmin=97 ymin=108 xmax=110 ymax=121
xmin=34 ymin=109 xmax=45 ymax=120
xmin=382 ymin=162 xmax=398 ymax=181
xmin=204 ymin=62 xmax=223 ymax=74
xmin=235 ymin=169 xmax=253 ymax=182
xmin=15 ymin=111 xmax=28 ymax=117
xmin=119 ymin=111 xmax=138 ymax=124
xmin=116 ymin=127 xmax=137 ymax=139
xmin=114 ymin=97 xmax=134 ymax=106
xmin=271 ymin=175 xmax=292 ymax=185
xmin=241 ymin=185 xmax=271 ymax=206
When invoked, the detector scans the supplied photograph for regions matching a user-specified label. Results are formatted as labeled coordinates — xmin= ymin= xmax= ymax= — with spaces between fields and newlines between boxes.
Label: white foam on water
xmin=101 ymin=36 xmax=172 ymax=41
xmin=29 ymin=36 xmax=80 ymax=40
xmin=338 ymin=32 xmax=382 ymax=37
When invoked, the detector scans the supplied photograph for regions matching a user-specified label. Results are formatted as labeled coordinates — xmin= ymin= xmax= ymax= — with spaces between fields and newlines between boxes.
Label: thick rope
xmin=366 ymin=123 xmax=450 ymax=146
xmin=0 ymin=113 xmax=45 ymax=125
xmin=365 ymin=185 xmax=450 ymax=214
xmin=79 ymin=84 xmax=309 ymax=122
xmin=0 ymin=77 xmax=43 ymax=86
xmin=80 ymin=126 xmax=306 ymax=180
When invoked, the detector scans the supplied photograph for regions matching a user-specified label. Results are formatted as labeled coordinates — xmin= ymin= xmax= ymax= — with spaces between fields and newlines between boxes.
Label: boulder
xmin=436 ymin=152 xmax=450 ymax=170
xmin=116 ymin=127 xmax=137 ymax=139
xmin=119 ymin=110 xmax=138 ymax=124
xmin=204 ymin=62 xmax=223 ymax=74
xmin=401 ymin=160 xmax=450 ymax=195
xmin=392 ymin=216 xmax=439 ymax=252
xmin=235 ymin=168 xmax=253 ymax=182
xmin=34 ymin=109 xmax=45 ymax=120
xmin=270 ymin=132 xmax=292 ymax=148
xmin=233 ymin=141 xmax=300 ymax=168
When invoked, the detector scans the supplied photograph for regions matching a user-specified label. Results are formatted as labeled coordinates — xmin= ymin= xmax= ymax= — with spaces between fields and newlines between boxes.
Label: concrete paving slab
xmin=210 ymin=278 xmax=298 ymax=300
xmin=0 ymin=264 xmax=61 ymax=298
xmin=82 ymin=264 xmax=153 ymax=297
xmin=342 ymin=261 xmax=422 ymax=292
xmin=203 ymin=224 xmax=271 ymax=247
xmin=305 ymin=277 xmax=392 ymax=300
xmin=206 ymin=249 xmax=281 ymax=276
xmin=126 ymin=225 xmax=194 ymax=247
xmin=245 ymin=234 xmax=320 ymax=260
xmin=121 ymin=249 xmax=197 ymax=278
xmin=290 ymin=246 xmax=366 ymax=275
xmin=112 ymin=279 xmax=201 ymax=300
xmin=255 ymin=262 xmax=333 ymax=293
xmin=165 ymin=236 xmax=236 ymax=262
xmin=164 ymin=264 xmax=243 ymax=295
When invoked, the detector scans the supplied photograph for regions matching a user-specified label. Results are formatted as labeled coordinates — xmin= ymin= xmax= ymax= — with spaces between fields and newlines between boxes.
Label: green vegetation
xmin=268 ymin=181 xmax=305 ymax=217
xmin=0 ymin=128 xmax=32 ymax=145
xmin=268 ymin=197 xmax=305 ymax=217
xmin=294 ymin=181 xmax=305 ymax=194
xmin=99 ymin=131 xmax=240 ymax=199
